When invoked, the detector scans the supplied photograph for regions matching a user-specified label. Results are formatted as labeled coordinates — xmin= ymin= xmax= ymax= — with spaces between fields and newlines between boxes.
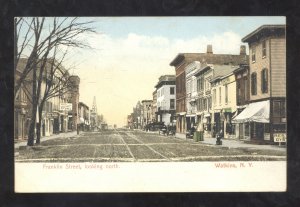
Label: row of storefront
xmin=170 ymin=24 xmax=286 ymax=144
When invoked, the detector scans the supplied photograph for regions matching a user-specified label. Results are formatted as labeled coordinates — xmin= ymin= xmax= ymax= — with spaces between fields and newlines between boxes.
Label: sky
xmin=19 ymin=17 xmax=286 ymax=127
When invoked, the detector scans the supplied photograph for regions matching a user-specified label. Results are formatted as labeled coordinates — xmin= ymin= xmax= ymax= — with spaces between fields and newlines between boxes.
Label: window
xmin=206 ymin=76 xmax=212 ymax=91
xmin=170 ymin=99 xmax=175 ymax=109
xmin=251 ymin=73 xmax=257 ymax=95
xmin=244 ymin=77 xmax=248 ymax=101
xmin=237 ymin=80 xmax=241 ymax=104
xmin=204 ymin=98 xmax=207 ymax=111
xmin=219 ymin=87 xmax=221 ymax=105
xmin=213 ymin=89 xmax=216 ymax=106
xmin=170 ymin=87 xmax=175 ymax=95
xmin=200 ymin=76 xmax=204 ymax=90
xmin=262 ymin=40 xmax=266 ymax=57
xmin=197 ymin=79 xmax=200 ymax=91
xmin=225 ymin=84 xmax=228 ymax=104
xmin=273 ymin=100 xmax=286 ymax=123
xmin=251 ymin=46 xmax=256 ymax=62
xmin=261 ymin=68 xmax=268 ymax=93
xmin=208 ymin=97 xmax=212 ymax=109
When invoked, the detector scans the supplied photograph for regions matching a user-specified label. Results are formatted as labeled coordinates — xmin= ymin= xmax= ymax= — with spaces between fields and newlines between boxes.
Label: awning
xmin=204 ymin=112 xmax=210 ymax=117
xmin=232 ymin=100 xmax=269 ymax=123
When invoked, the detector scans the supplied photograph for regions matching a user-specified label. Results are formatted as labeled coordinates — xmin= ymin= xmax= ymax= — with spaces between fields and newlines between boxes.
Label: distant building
xmin=133 ymin=101 xmax=142 ymax=129
xmin=141 ymin=100 xmax=152 ymax=128
xmin=151 ymin=90 xmax=158 ymax=123
xmin=78 ymin=102 xmax=90 ymax=131
xmin=90 ymin=96 xmax=98 ymax=130
xmin=155 ymin=75 xmax=176 ymax=126
xmin=234 ymin=25 xmax=286 ymax=143
xmin=68 ymin=75 xmax=80 ymax=131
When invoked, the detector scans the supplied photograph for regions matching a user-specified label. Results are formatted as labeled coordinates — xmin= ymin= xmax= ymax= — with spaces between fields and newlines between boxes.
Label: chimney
xmin=240 ymin=45 xmax=246 ymax=55
xmin=207 ymin=44 xmax=213 ymax=54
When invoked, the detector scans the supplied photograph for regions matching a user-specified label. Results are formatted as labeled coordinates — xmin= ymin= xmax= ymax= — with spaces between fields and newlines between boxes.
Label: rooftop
xmin=242 ymin=24 xmax=286 ymax=43
xmin=170 ymin=52 xmax=248 ymax=67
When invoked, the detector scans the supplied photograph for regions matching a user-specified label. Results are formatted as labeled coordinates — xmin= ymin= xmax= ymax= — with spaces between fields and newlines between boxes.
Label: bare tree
xmin=15 ymin=17 xmax=95 ymax=146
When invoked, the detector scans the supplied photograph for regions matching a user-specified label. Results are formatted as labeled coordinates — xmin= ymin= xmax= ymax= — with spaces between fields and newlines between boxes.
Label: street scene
xmin=14 ymin=17 xmax=286 ymax=163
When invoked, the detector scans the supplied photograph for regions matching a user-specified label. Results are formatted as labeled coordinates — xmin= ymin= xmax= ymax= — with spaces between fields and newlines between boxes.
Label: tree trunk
xmin=36 ymin=104 xmax=44 ymax=144
xmin=27 ymin=99 xmax=37 ymax=146
xmin=27 ymin=57 xmax=37 ymax=146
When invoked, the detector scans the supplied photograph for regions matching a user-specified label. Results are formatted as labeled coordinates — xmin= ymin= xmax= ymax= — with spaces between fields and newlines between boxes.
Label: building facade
xmin=15 ymin=59 xmax=79 ymax=140
xmin=170 ymin=54 xmax=199 ymax=136
xmin=234 ymin=25 xmax=286 ymax=143
xmin=141 ymin=100 xmax=152 ymax=129
xmin=210 ymin=72 xmax=237 ymax=139
xmin=151 ymin=90 xmax=158 ymax=123
xmin=155 ymin=75 xmax=176 ymax=126
xmin=233 ymin=65 xmax=250 ymax=139
xmin=78 ymin=102 xmax=90 ymax=131
xmin=185 ymin=61 xmax=200 ymax=131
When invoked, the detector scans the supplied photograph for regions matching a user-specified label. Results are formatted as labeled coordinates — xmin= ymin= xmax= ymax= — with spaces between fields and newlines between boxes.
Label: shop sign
xmin=60 ymin=103 xmax=72 ymax=111
xmin=47 ymin=113 xmax=59 ymax=118
xmin=274 ymin=133 xmax=286 ymax=142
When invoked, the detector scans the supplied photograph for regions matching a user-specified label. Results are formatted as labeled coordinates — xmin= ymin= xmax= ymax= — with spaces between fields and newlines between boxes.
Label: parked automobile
xmin=145 ymin=122 xmax=165 ymax=131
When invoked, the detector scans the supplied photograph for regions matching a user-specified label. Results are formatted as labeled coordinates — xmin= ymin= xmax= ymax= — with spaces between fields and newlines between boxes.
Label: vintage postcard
xmin=14 ymin=17 xmax=286 ymax=192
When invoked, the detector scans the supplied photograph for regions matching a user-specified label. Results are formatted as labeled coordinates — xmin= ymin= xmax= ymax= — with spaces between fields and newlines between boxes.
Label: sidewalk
xmin=14 ymin=131 xmax=78 ymax=149
xmin=195 ymin=136 xmax=286 ymax=152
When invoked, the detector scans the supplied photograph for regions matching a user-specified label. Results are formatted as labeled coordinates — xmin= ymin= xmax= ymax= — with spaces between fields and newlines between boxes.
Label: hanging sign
xmin=60 ymin=103 xmax=72 ymax=111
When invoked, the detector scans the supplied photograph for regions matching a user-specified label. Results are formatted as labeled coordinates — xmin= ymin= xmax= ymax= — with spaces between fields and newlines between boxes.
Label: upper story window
xmin=244 ymin=77 xmax=248 ymax=100
xmin=237 ymin=80 xmax=241 ymax=104
xmin=213 ymin=89 xmax=216 ymax=106
xmin=261 ymin=68 xmax=268 ymax=93
xmin=170 ymin=99 xmax=175 ymax=109
xmin=262 ymin=40 xmax=267 ymax=58
xmin=251 ymin=72 xmax=257 ymax=95
xmin=251 ymin=46 xmax=256 ymax=62
xmin=208 ymin=97 xmax=212 ymax=109
xmin=200 ymin=76 xmax=204 ymax=90
xmin=197 ymin=79 xmax=200 ymax=91
xmin=170 ymin=87 xmax=175 ymax=95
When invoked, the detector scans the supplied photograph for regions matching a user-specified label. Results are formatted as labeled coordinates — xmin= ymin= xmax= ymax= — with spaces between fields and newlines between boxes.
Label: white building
xmin=185 ymin=61 xmax=201 ymax=130
xmin=210 ymin=72 xmax=237 ymax=138
xmin=155 ymin=75 xmax=176 ymax=125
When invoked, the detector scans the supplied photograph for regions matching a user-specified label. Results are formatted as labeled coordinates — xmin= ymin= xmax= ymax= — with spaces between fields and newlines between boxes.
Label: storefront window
xmin=273 ymin=100 xmax=286 ymax=123
xmin=273 ymin=123 xmax=286 ymax=133
xmin=264 ymin=123 xmax=270 ymax=133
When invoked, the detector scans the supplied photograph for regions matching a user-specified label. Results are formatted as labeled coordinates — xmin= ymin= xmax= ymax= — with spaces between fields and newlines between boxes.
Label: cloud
xmin=70 ymin=31 xmax=246 ymax=126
